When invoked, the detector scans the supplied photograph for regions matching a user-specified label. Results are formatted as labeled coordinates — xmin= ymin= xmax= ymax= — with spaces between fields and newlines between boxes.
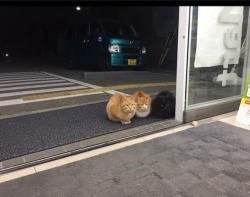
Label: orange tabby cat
xmin=133 ymin=91 xmax=152 ymax=117
xmin=106 ymin=93 xmax=136 ymax=124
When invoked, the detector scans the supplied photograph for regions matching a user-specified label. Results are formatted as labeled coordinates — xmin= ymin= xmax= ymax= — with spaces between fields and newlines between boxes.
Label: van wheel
xmin=99 ymin=55 xmax=111 ymax=71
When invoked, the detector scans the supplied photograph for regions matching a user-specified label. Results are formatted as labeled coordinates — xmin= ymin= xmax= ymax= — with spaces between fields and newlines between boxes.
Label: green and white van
xmin=65 ymin=18 xmax=146 ymax=70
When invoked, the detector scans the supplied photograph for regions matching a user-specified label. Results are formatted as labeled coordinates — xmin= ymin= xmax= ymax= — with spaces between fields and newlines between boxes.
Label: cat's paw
xmin=121 ymin=120 xmax=131 ymax=124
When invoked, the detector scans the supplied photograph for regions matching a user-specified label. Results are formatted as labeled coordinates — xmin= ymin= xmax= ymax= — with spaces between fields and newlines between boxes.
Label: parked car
xmin=65 ymin=18 xmax=146 ymax=70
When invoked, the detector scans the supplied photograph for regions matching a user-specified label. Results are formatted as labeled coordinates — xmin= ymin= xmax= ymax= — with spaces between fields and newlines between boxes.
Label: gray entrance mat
xmin=0 ymin=102 xmax=162 ymax=162
xmin=1 ymin=121 xmax=250 ymax=197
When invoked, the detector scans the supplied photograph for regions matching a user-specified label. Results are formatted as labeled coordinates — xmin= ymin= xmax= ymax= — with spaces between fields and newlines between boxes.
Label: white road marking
xmin=0 ymin=73 xmax=47 ymax=79
xmin=0 ymin=79 xmax=65 ymax=87
xmin=0 ymin=75 xmax=57 ymax=81
xmin=0 ymin=71 xmax=126 ymax=106
xmin=42 ymin=71 xmax=102 ymax=88
xmin=0 ymin=82 xmax=75 ymax=92
xmin=0 ymin=92 xmax=103 ymax=107
xmin=0 ymin=72 xmax=47 ymax=77
xmin=0 ymin=77 xmax=57 ymax=84
xmin=0 ymin=86 xmax=85 ymax=97
xmin=42 ymin=71 xmax=126 ymax=95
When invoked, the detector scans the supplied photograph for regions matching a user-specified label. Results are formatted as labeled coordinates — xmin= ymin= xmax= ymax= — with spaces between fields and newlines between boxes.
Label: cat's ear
xmin=133 ymin=95 xmax=138 ymax=102
xmin=130 ymin=95 xmax=136 ymax=102
xmin=120 ymin=94 xmax=126 ymax=101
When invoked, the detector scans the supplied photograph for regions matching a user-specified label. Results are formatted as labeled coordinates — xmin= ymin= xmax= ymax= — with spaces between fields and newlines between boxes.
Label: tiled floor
xmin=220 ymin=115 xmax=250 ymax=130
xmin=0 ymin=110 xmax=248 ymax=184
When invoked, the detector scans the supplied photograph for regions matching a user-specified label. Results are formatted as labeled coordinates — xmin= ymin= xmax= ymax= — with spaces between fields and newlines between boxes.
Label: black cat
xmin=151 ymin=90 xmax=176 ymax=119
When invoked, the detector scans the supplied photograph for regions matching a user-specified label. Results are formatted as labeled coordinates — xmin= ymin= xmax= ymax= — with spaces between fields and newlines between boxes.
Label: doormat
xmin=1 ymin=121 xmax=250 ymax=197
xmin=0 ymin=102 xmax=163 ymax=161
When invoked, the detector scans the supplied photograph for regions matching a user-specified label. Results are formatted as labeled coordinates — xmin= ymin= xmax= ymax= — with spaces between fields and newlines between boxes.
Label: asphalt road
xmin=0 ymin=56 xmax=176 ymax=118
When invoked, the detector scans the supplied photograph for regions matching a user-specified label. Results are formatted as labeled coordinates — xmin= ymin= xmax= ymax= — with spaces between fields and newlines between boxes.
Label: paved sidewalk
xmin=0 ymin=113 xmax=250 ymax=197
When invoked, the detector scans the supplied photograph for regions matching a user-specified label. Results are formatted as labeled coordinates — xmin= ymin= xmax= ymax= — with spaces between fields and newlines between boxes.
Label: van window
xmin=102 ymin=20 xmax=137 ymax=37
xmin=120 ymin=23 xmax=136 ymax=37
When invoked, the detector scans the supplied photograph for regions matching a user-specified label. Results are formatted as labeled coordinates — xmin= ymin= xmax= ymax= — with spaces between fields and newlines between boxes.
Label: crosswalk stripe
xmin=0 ymin=82 xmax=75 ymax=92
xmin=42 ymin=71 xmax=126 ymax=95
xmin=0 ymin=71 xmax=110 ymax=106
xmin=41 ymin=71 xmax=101 ymax=88
xmin=0 ymin=75 xmax=58 ymax=81
xmin=0 ymin=92 xmax=104 ymax=107
xmin=0 ymin=77 xmax=57 ymax=84
xmin=0 ymin=73 xmax=47 ymax=79
xmin=0 ymin=86 xmax=85 ymax=97
xmin=0 ymin=72 xmax=46 ymax=77
xmin=0 ymin=79 xmax=65 ymax=87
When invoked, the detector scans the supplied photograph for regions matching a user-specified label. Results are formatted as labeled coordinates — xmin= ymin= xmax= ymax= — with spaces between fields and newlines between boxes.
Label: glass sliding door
xmin=185 ymin=6 xmax=250 ymax=122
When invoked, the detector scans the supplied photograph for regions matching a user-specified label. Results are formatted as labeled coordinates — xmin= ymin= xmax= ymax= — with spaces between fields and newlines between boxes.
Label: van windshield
xmin=102 ymin=20 xmax=137 ymax=38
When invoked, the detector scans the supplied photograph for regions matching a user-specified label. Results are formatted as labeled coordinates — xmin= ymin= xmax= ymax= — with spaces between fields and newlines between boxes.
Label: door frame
xmin=175 ymin=6 xmax=250 ymax=123
xmin=175 ymin=6 xmax=190 ymax=123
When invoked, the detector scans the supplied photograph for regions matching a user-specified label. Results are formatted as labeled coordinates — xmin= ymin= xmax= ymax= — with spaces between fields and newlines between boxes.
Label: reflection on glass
xmin=102 ymin=19 xmax=137 ymax=38
xmin=187 ymin=6 xmax=249 ymax=109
